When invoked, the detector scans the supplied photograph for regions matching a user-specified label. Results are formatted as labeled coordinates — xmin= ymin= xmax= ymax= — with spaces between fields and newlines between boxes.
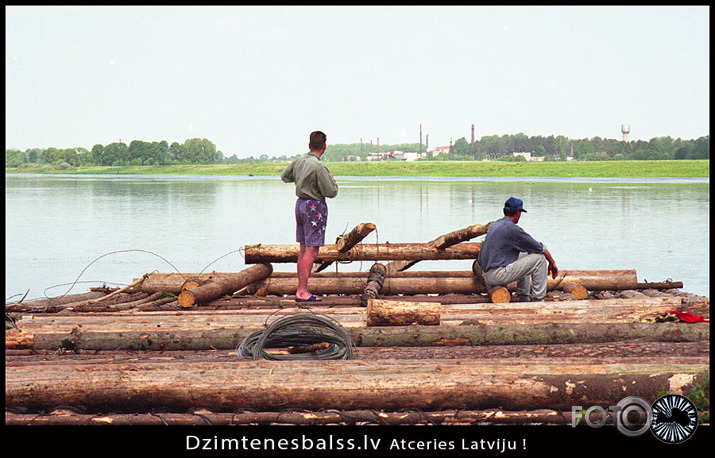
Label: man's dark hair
xmin=309 ymin=131 xmax=327 ymax=151
xmin=504 ymin=208 xmax=518 ymax=217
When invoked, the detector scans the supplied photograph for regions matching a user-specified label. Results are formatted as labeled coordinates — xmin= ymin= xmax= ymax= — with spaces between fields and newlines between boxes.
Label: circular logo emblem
xmin=614 ymin=396 xmax=653 ymax=437
xmin=650 ymin=394 xmax=699 ymax=444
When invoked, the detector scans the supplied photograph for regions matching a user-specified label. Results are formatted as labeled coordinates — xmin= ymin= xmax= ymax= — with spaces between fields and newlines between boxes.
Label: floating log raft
xmin=244 ymin=242 xmax=482 ymax=264
xmin=4 ymin=219 xmax=710 ymax=427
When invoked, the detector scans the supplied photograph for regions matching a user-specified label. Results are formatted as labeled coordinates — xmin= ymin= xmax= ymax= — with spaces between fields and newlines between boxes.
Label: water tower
xmin=621 ymin=124 xmax=630 ymax=143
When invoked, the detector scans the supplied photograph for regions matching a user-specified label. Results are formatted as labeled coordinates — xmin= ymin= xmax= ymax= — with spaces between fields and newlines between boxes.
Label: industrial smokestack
xmin=420 ymin=124 xmax=423 ymax=156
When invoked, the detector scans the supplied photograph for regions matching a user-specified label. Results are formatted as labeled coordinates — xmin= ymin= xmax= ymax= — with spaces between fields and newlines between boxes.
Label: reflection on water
xmin=5 ymin=174 xmax=709 ymax=300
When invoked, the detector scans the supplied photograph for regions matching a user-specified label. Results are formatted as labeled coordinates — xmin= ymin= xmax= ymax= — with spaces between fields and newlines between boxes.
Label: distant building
xmin=512 ymin=151 xmax=545 ymax=162
xmin=431 ymin=146 xmax=451 ymax=157
xmin=368 ymin=150 xmax=426 ymax=161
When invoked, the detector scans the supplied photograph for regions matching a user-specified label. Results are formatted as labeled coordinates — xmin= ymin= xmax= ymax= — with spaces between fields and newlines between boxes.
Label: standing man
xmin=477 ymin=197 xmax=558 ymax=302
xmin=281 ymin=131 xmax=338 ymax=302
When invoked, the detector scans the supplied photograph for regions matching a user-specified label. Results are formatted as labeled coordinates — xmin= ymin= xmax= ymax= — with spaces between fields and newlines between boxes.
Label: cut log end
xmin=489 ymin=286 xmax=511 ymax=303
xmin=177 ymin=291 xmax=196 ymax=308
xmin=563 ymin=282 xmax=589 ymax=300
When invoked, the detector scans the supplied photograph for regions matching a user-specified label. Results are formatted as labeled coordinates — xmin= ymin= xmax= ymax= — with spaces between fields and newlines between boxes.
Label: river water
xmin=4 ymin=173 xmax=710 ymax=301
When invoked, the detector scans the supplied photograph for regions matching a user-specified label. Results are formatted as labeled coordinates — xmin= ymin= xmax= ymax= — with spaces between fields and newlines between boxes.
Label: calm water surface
xmin=5 ymin=174 xmax=710 ymax=301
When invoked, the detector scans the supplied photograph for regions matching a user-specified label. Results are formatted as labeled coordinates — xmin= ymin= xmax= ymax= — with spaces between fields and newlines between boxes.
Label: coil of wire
xmin=236 ymin=313 xmax=355 ymax=360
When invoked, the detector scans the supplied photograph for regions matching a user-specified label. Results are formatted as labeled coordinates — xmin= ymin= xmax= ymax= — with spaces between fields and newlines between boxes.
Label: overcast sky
xmin=5 ymin=5 xmax=709 ymax=158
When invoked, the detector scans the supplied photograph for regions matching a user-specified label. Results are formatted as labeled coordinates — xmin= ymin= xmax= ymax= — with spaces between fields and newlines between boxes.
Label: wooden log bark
xmin=315 ymin=223 xmax=377 ymax=273
xmin=0 ymin=408 xmax=615 ymax=426
xmin=87 ymin=275 xmax=147 ymax=304
xmin=177 ymin=264 xmax=272 ymax=308
xmin=244 ymin=242 xmax=482 ymax=264
xmin=135 ymin=269 xmax=640 ymax=294
xmin=360 ymin=263 xmax=387 ymax=306
xmin=255 ymin=273 xmax=647 ymax=296
xmin=252 ymin=276 xmax=484 ymax=296
xmin=432 ymin=221 xmax=494 ymax=249
xmin=387 ymin=222 xmax=493 ymax=273
xmin=9 ymin=320 xmax=708 ymax=351
xmin=366 ymin=299 xmax=440 ymax=326
xmin=337 ymin=223 xmax=377 ymax=251
xmin=5 ymin=341 xmax=708 ymax=362
xmin=5 ymin=291 xmax=107 ymax=313
xmin=71 ymin=292 xmax=161 ymax=312
xmin=181 ymin=276 xmax=205 ymax=291
xmin=31 ymin=297 xmax=696 ymax=330
xmin=5 ymin=357 xmax=708 ymax=412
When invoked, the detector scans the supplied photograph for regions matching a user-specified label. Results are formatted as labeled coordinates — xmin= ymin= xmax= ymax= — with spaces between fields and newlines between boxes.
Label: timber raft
xmin=5 ymin=221 xmax=710 ymax=426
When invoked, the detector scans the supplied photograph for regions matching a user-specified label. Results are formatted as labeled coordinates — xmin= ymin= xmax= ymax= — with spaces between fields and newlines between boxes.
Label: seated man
xmin=477 ymin=197 xmax=558 ymax=302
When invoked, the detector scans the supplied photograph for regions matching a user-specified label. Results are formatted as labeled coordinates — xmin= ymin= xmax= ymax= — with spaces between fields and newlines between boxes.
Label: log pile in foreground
xmin=4 ymin=221 xmax=710 ymax=426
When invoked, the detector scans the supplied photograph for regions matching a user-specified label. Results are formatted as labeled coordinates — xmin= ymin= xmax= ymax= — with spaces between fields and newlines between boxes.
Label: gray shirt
xmin=477 ymin=216 xmax=545 ymax=272
xmin=281 ymin=152 xmax=338 ymax=201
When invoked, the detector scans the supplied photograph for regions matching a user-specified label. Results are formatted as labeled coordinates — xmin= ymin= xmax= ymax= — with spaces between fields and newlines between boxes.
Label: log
xmin=315 ymin=223 xmax=377 ymax=272
xmin=6 ymin=341 xmax=708 ymax=362
xmin=70 ymin=292 xmax=161 ymax=312
xmin=5 ymin=357 xmax=708 ymax=412
xmin=177 ymin=264 xmax=272 ymax=308
xmin=244 ymin=242 xmax=482 ymax=264
xmin=0 ymin=408 xmax=615 ymax=426
xmin=135 ymin=269 xmax=640 ymax=294
xmin=86 ymin=275 xmax=148 ymax=304
xmin=360 ymin=263 xmax=387 ymax=307
xmin=251 ymin=276 xmax=484 ymax=296
xmin=387 ymin=222 xmax=493 ymax=273
xmin=337 ymin=222 xmax=377 ymax=251
xmin=366 ymin=299 xmax=440 ymax=326
xmin=5 ymin=291 xmax=108 ymax=312
xmin=181 ymin=276 xmax=205 ymax=291
xmin=242 ymin=274 xmax=653 ymax=297
xmin=432 ymin=221 xmax=493 ymax=249
xmin=9 ymin=321 xmax=708 ymax=351
xmin=563 ymin=282 xmax=589 ymax=300
xmin=489 ymin=286 xmax=511 ymax=303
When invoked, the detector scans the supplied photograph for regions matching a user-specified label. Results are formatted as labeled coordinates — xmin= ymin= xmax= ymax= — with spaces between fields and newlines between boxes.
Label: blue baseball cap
xmin=504 ymin=197 xmax=527 ymax=212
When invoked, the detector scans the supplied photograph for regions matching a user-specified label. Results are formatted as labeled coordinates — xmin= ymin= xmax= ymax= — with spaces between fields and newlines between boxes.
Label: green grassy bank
xmin=6 ymin=160 xmax=709 ymax=178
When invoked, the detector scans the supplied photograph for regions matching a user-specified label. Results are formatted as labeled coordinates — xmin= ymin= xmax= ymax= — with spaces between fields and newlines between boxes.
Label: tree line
xmin=5 ymin=138 xmax=221 ymax=168
xmin=5 ymin=134 xmax=709 ymax=168
xmin=444 ymin=134 xmax=709 ymax=162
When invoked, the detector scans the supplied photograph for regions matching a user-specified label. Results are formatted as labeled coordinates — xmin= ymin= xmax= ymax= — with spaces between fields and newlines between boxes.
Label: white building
xmin=512 ymin=151 xmax=545 ymax=162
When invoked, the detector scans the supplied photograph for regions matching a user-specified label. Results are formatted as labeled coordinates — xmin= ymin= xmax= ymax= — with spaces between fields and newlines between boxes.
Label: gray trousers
xmin=483 ymin=252 xmax=548 ymax=300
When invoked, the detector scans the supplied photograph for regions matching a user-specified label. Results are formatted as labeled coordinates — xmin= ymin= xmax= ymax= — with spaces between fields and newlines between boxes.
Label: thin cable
xmin=48 ymin=249 xmax=186 ymax=300
xmin=198 ymin=248 xmax=245 ymax=274
xmin=236 ymin=313 xmax=355 ymax=360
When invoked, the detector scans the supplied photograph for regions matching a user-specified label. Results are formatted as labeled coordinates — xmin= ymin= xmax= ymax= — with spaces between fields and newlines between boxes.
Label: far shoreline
xmin=5 ymin=159 xmax=709 ymax=179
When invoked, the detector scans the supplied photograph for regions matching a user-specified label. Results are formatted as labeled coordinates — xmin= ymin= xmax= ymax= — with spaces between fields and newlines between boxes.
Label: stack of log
xmin=5 ymin=222 xmax=710 ymax=426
